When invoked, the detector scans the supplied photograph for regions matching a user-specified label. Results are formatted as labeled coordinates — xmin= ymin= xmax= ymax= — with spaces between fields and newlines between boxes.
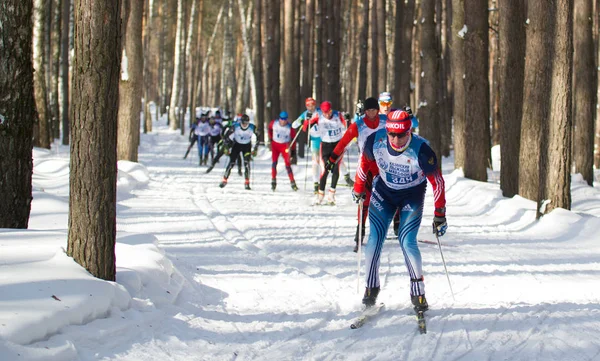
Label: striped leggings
xmin=364 ymin=179 xmax=427 ymax=297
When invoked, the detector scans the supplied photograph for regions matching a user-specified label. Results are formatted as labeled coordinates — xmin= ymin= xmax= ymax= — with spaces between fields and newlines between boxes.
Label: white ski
xmin=350 ymin=303 xmax=385 ymax=329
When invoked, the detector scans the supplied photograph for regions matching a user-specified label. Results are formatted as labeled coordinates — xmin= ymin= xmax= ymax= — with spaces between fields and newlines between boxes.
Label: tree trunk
xmin=302 ymin=0 xmax=314 ymax=101
xmin=498 ymin=0 xmax=526 ymax=197
xmin=451 ymin=0 xmax=466 ymax=170
xmin=418 ymin=0 xmax=441 ymax=155
xmin=143 ymin=0 xmax=161 ymax=132
xmin=519 ymin=0 xmax=553 ymax=209
xmin=395 ymin=0 xmax=415 ymax=106
xmin=284 ymin=0 xmax=299 ymax=117
xmin=237 ymin=0 xmax=259 ymax=121
xmin=572 ymin=0 xmax=596 ymax=186
xmin=376 ymin=0 xmax=386 ymax=92
xmin=544 ymin=0 xmax=573 ymax=213
xmin=356 ymin=0 xmax=369 ymax=101
xmin=168 ymin=0 xmax=185 ymax=129
xmin=118 ymin=0 xmax=143 ymax=162
xmin=221 ymin=0 xmax=236 ymax=112
xmin=68 ymin=0 xmax=120 ymax=281
xmin=0 ymin=0 xmax=36 ymax=229
xmin=60 ymin=0 xmax=70 ymax=145
xmin=463 ymin=0 xmax=489 ymax=181
xmin=265 ymin=0 xmax=280 ymax=121
xmin=33 ymin=0 xmax=51 ymax=149
xmin=314 ymin=0 xmax=323 ymax=101
xmin=253 ymin=0 xmax=265 ymax=138
xmin=50 ymin=0 xmax=62 ymax=140
xmin=369 ymin=0 xmax=378 ymax=96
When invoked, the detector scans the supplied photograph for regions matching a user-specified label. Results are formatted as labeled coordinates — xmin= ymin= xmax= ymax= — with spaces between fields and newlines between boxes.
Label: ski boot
xmin=362 ymin=287 xmax=380 ymax=308
xmin=206 ymin=164 xmax=215 ymax=173
xmin=290 ymin=181 xmax=298 ymax=191
xmin=344 ymin=173 xmax=354 ymax=187
xmin=411 ymin=294 xmax=429 ymax=312
xmin=271 ymin=179 xmax=277 ymax=191
xmin=244 ymin=180 xmax=251 ymax=190
xmin=219 ymin=177 xmax=228 ymax=188
xmin=327 ymin=189 xmax=336 ymax=205
xmin=313 ymin=182 xmax=319 ymax=194
xmin=314 ymin=190 xmax=325 ymax=205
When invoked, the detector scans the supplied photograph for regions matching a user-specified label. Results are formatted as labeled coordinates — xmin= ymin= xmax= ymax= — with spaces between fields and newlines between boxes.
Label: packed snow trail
xmin=27 ymin=123 xmax=600 ymax=360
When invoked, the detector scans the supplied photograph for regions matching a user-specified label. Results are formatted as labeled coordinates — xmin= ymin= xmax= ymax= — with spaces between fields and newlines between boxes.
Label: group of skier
xmin=190 ymin=91 xmax=448 ymax=320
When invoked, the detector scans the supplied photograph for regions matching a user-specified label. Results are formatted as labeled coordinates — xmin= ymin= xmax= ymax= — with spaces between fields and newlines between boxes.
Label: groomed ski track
xmin=80 ymin=123 xmax=600 ymax=361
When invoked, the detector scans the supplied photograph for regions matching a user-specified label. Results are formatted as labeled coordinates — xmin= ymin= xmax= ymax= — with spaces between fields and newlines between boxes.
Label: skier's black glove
xmin=403 ymin=105 xmax=413 ymax=116
xmin=352 ymin=189 xmax=366 ymax=204
xmin=432 ymin=216 xmax=447 ymax=237
xmin=325 ymin=158 xmax=336 ymax=171
xmin=306 ymin=112 xmax=312 ymax=120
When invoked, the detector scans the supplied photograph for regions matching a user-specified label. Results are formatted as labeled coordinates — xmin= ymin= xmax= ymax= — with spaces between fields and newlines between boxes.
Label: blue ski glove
xmin=432 ymin=216 xmax=447 ymax=237
xmin=352 ymin=189 xmax=366 ymax=204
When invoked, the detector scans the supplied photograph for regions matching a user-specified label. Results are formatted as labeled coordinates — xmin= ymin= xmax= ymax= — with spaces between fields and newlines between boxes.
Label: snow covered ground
xmin=2 ymin=120 xmax=600 ymax=361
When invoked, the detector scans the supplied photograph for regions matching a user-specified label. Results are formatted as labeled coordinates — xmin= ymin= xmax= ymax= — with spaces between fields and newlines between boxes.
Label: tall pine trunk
xmin=0 ymin=0 xmax=36 ymax=228
xmin=33 ymin=0 xmax=51 ymax=149
xmin=419 ymin=0 xmax=441 ymax=155
xmin=68 ymin=0 xmax=121 ymax=281
xmin=60 ymin=0 xmax=70 ymax=145
xmin=519 ymin=0 xmax=554 ymax=211
xmin=463 ymin=0 xmax=489 ymax=181
xmin=118 ymin=0 xmax=144 ymax=162
xmin=451 ymin=0 xmax=466 ymax=169
xmin=544 ymin=0 xmax=573 ymax=213
xmin=572 ymin=0 xmax=596 ymax=186
xmin=498 ymin=0 xmax=526 ymax=197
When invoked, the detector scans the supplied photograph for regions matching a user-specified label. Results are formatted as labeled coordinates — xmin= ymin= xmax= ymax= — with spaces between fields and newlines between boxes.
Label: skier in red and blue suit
xmin=268 ymin=111 xmax=298 ymax=191
xmin=353 ymin=109 xmax=447 ymax=312
xmin=324 ymin=97 xmax=387 ymax=252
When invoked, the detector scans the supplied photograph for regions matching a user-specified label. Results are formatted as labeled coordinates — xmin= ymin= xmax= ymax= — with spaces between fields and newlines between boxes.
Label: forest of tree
xmin=1 ymin=0 xmax=599 ymax=279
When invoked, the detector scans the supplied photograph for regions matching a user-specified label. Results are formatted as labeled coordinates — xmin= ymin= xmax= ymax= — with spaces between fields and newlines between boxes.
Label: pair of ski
xmin=349 ymin=303 xmax=427 ymax=334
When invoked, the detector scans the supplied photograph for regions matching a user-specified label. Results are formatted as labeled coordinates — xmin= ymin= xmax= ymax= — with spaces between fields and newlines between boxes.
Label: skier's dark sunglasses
xmin=388 ymin=132 xmax=409 ymax=139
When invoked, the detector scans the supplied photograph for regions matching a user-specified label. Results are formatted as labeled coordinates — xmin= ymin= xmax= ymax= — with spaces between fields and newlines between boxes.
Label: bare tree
xmin=544 ymin=0 xmax=573 ymax=214
xmin=356 ymin=0 xmax=369 ymax=101
xmin=33 ymin=0 xmax=51 ymax=149
xmin=168 ymin=0 xmax=186 ymax=130
xmin=519 ymin=0 xmax=554 ymax=210
xmin=143 ymin=0 xmax=162 ymax=132
xmin=450 ymin=0 xmax=466 ymax=169
xmin=118 ymin=0 xmax=144 ymax=162
xmin=60 ymin=0 xmax=70 ymax=145
xmin=369 ymin=0 xmax=378 ymax=95
xmin=395 ymin=0 xmax=415 ymax=105
xmin=418 ymin=0 xmax=441 ymax=155
xmin=376 ymin=0 xmax=386 ymax=92
xmin=572 ymin=0 xmax=596 ymax=185
xmin=463 ymin=0 xmax=489 ymax=181
xmin=0 ymin=0 xmax=36 ymax=229
xmin=253 ymin=0 xmax=266 ymax=135
xmin=284 ymin=0 xmax=299 ymax=117
xmin=68 ymin=0 xmax=121 ymax=281
xmin=498 ymin=0 xmax=526 ymax=197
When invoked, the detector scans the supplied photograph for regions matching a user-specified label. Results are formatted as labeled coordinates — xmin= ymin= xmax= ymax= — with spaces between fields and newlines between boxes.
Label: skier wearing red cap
xmin=302 ymin=101 xmax=348 ymax=204
xmin=353 ymin=109 xmax=447 ymax=315
xmin=268 ymin=111 xmax=298 ymax=191
xmin=324 ymin=97 xmax=386 ymax=251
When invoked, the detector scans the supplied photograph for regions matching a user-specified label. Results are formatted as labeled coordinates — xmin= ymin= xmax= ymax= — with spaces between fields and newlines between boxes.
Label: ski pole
xmin=356 ymin=200 xmax=364 ymax=294
xmin=435 ymin=232 xmax=455 ymax=300
xmin=304 ymin=121 xmax=311 ymax=191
